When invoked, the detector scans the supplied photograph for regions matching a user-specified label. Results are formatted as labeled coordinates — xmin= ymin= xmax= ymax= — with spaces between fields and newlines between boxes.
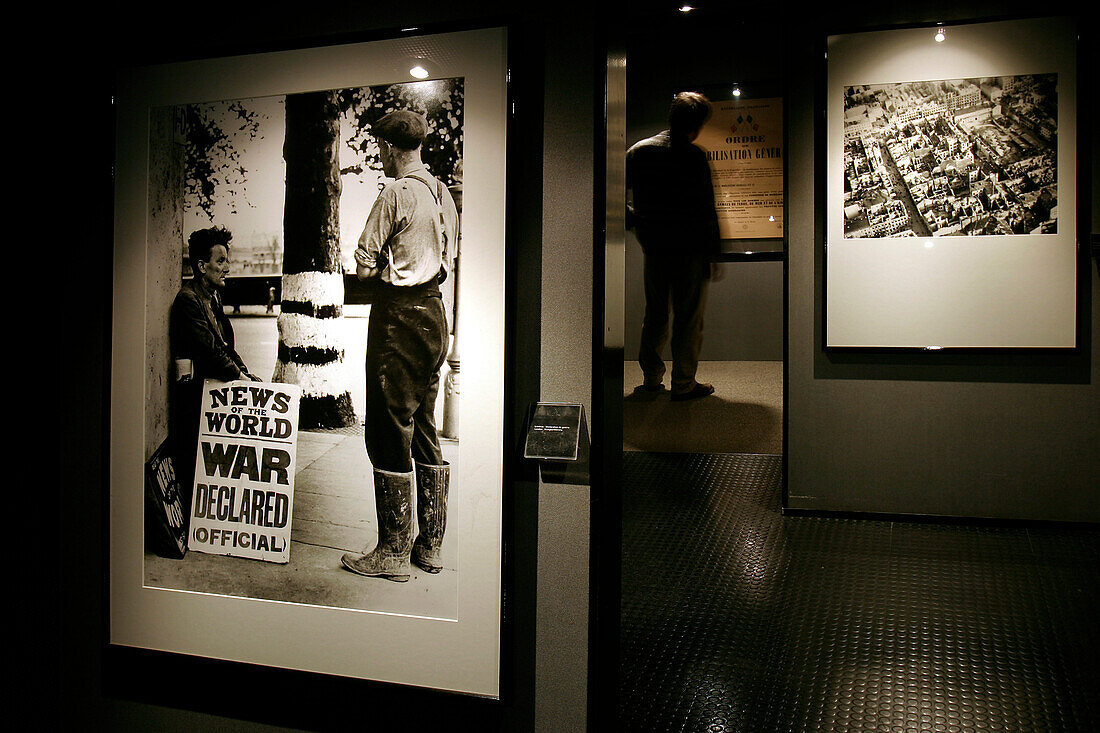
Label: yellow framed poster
xmin=694 ymin=95 xmax=784 ymax=240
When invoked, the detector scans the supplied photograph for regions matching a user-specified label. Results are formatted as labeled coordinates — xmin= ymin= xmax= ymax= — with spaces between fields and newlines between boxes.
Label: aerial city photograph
xmin=842 ymin=73 xmax=1057 ymax=238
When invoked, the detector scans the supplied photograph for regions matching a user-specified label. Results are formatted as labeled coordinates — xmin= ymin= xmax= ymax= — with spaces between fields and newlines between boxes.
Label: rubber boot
xmin=341 ymin=468 xmax=414 ymax=582
xmin=412 ymin=462 xmax=449 ymax=574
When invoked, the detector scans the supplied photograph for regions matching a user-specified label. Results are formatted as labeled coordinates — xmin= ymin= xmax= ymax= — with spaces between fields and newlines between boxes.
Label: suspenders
xmin=372 ymin=172 xmax=449 ymax=287
xmin=401 ymin=172 xmax=449 ymax=253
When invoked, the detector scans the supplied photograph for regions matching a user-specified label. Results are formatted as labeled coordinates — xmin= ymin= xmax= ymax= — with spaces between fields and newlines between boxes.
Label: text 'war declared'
xmin=189 ymin=380 xmax=302 ymax=563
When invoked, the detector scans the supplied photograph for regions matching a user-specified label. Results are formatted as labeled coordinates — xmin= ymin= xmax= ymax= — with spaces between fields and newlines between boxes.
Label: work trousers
xmin=364 ymin=288 xmax=448 ymax=473
xmin=638 ymin=253 xmax=710 ymax=393
xmin=169 ymin=379 xmax=203 ymax=514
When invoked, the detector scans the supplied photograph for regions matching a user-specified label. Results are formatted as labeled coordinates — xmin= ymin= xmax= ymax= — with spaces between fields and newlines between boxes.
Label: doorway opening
xmin=617 ymin=9 xmax=787 ymax=458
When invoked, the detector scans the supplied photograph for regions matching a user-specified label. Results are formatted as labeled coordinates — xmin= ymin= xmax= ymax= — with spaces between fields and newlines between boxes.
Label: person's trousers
xmin=364 ymin=289 xmax=448 ymax=473
xmin=170 ymin=379 xmax=203 ymax=515
xmin=638 ymin=253 xmax=710 ymax=394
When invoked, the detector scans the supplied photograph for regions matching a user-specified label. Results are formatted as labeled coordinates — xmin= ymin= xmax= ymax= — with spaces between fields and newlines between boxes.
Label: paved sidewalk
xmin=145 ymin=430 xmax=459 ymax=620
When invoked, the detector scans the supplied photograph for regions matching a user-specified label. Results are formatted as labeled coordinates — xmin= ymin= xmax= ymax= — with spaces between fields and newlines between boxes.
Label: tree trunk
xmin=274 ymin=90 xmax=356 ymax=428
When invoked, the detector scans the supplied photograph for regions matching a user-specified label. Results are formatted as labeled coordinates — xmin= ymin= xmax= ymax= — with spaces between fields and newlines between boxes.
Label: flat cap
xmin=372 ymin=109 xmax=428 ymax=150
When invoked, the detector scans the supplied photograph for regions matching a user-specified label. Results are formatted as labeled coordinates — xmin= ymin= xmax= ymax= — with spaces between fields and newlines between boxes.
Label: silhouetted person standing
xmin=627 ymin=91 xmax=721 ymax=401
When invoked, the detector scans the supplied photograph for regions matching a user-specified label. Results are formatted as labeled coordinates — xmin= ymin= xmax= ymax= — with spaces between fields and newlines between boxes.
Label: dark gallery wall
xmin=622 ymin=3 xmax=1097 ymax=519
xmin=621 ymin=1 xmax=1097 ymax=522
xmin=534 ymin=12 xmax=597 ymax=732
xmin=623 ymin=254 xmax=784 ymax=361
xmin=780 ymin=4 xmax=1098 ymax=522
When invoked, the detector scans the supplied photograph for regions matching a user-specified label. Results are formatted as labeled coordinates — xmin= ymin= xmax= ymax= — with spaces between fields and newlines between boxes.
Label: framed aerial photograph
xmin=111 ymin=26 xmax=508 ymax=696
xmin=825 ymin=16 xmax=1078 ymax=348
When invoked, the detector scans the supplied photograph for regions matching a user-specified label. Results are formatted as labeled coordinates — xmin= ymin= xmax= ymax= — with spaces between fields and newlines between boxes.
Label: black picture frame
xmin=820 ymin=16 xmax=1083 ymax=351
xmin=109 ymin=24 xmax=513 ymax=698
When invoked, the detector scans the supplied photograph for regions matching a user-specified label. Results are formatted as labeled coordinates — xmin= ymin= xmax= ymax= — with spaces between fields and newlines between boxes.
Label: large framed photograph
xmin=111 ymin=27 xmax=508 ymax=696
xmin=825 ymin=17 xmax=1078 ymax=348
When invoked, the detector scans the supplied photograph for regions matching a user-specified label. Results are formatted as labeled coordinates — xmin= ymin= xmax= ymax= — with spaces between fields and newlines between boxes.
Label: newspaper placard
xmin=144 ymin=438 xmax=187 ymax=559
xmin=695 ymin=96 xmax=784 ymax=239
xmin=188 ymin=380 xmax=302 ymax=563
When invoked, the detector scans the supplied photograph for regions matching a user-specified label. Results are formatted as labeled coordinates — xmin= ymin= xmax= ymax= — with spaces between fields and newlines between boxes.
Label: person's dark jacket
xmin=170 ymin=278 xmax=248 ymax=383
xmin=626 ymin=130 xmax=720 ymax=257
xmin=169 ymin=277 xmax=250 ymax=505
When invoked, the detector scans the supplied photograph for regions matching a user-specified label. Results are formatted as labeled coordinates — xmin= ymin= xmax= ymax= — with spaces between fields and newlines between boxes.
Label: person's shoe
xmin=670 ymin=382 xmax=715 ymax=401
xmin=341 ymin=546 xmax=411 ymax=581
xmin=412 ymin=462 xmax=449 ymax=574
xmin=639 ymin=382 xmax=665 ymax=392
xmin=341 ymin=469 xmax=414 ymax=582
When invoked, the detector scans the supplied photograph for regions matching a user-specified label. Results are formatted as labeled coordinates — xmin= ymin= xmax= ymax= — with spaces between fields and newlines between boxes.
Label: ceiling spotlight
xmin=934 ymin=26 xmax=946 ymax=43
xmin=732 ymin=87 xmax=742 ymax=97
xmin=409 ymin=65 xmax=430 ymax=79
xmin=679 ymin=5 xmax=694 ymax=12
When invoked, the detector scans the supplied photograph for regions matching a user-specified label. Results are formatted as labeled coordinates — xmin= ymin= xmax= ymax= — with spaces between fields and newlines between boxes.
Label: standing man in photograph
xmin=627 ymin=91 xmax=723 ymax=401
xmin=342 ymin=109 xmax=460 ymax=582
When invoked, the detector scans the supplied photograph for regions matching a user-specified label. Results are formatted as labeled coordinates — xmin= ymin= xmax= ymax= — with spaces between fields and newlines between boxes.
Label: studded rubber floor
xmin=620 ymin=452 xmax=1100 ymax=732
